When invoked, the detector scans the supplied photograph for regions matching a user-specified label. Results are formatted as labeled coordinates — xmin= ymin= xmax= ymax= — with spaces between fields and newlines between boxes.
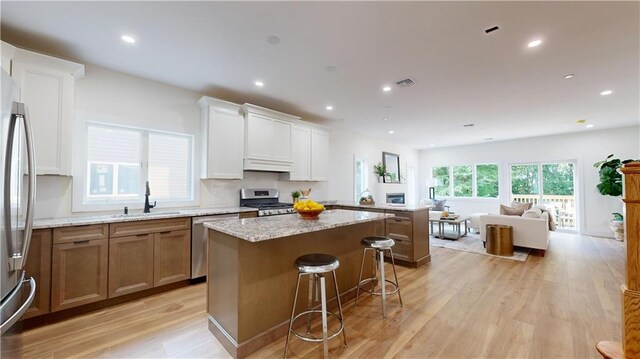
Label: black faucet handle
xmin=151 ymin=201 xmax=156 ymax=209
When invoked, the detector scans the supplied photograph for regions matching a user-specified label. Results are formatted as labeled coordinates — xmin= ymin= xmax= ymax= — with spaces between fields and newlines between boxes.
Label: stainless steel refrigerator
xmin=0 ymin=68 xmax=36 ymax=334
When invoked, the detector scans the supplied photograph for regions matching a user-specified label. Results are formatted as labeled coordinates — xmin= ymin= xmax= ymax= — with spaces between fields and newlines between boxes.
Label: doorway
xmin=509 ymin=161 xmax=577 ymax=231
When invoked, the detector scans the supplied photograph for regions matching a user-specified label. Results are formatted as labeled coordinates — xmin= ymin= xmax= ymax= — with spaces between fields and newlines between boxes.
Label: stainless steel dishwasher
xmin=191 ymin=214 xmax=239 ymax=280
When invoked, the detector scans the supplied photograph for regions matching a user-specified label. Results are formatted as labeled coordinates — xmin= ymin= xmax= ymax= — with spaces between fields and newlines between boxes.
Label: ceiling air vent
xmin=396 ymin=78 xmax=416 ymax=88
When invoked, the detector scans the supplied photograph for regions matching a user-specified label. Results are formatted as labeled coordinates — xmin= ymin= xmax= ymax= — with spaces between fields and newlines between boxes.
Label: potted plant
xmin=291 ymin=190 xmax=301 ymax=204
xmin=373 ymin=162 xmax=388 ymax=183
xmin=594 ymin=154 xmax=637 ymax=241
xmin=610 ymin=212 xmax=625 ymax=241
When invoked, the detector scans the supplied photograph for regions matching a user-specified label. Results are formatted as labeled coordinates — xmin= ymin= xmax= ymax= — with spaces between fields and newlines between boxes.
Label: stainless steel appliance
xmin=386 ymin=193 xmax=405 ymax=204
xmin=191 ymin=214 xmax=239 ymax=280
xmin=1 ymin=69 xmax=36 ymax=334
xmin=240 ymin=188 xmax=295 ymax=217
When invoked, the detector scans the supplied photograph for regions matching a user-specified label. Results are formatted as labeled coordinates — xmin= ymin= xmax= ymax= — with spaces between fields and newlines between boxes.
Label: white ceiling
xmin=2 ymin=1 xmax=638 ymax=149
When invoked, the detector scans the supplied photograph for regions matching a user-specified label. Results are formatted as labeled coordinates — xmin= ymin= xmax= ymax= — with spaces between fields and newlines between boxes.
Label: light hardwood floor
xmin=1 ymin=232 xmax=624 ymax=358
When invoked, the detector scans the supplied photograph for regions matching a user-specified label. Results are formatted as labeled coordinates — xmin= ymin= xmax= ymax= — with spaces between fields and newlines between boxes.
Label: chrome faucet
xmin=144 ymin=181 xmax=156 ymax=213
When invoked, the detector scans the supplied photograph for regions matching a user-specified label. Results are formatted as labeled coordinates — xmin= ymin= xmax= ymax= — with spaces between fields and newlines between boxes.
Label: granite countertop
xmin=33 ymin=206 xmax=258 ymax=229
xmin=204 ymin=209 xmax=392 ymax=242
xmin=335 ymin=201 xmax=432 ymax=212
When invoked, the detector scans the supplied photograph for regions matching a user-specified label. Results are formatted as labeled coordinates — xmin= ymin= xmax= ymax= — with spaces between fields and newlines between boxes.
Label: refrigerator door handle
xmin=3 ymin=109 xmax=18 ymax=258
xmin=8 ymin=103 xmax=35 ymax=271
xmin=0 ymin=277 xmax=36 ymax=335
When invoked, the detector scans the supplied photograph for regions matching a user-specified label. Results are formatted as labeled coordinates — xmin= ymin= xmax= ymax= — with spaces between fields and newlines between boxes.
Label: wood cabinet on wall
xmin=8 ymin=42 xmax=84 ymax=176
xmin=242 ymin=104 xmax=298 ymax=172
xmin=51 ymin=224 xmax=109 ymax=312
xmin=197 ymin=97 xmax=244 ymax=179
xmin=23 ymin=229 xmax=52 ymax=319
xmin=109 ymin=218 xmax=191 ymax=298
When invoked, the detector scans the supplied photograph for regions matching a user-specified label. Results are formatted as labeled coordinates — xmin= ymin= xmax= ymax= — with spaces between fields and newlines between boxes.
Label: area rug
xmin=429 ymin=233 xmax=530 ymax=262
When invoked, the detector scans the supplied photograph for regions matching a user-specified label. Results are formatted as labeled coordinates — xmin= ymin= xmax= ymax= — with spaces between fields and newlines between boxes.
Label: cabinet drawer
xmin=386 ymin=217 xmax=413 ymax=242
xmin=385 ymin=210 xmax=412 ymax=219
xmin=53 ymin=224 xmax=108 ymax=244
xmin=110 ymin=217 xmax=190 ymax=237
xmin=388 ymin=240 xmax=412 ymax=261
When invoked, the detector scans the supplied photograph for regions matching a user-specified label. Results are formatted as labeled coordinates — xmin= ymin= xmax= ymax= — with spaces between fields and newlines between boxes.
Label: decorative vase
xmin=377 ymin=176 xmax=383 ymax=183
xmin=610 ymin=220 xmax=625 ymax=241
xmin=293 ymin=197 xmax=299 ymax=204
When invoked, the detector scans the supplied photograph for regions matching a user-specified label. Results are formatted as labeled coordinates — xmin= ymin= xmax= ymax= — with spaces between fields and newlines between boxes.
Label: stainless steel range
xmin=240 ymin=188 xmax=295 ymax=217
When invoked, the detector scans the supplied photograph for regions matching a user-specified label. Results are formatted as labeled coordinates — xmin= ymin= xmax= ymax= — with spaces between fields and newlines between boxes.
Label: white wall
xmin=34 ymin=64 xmax=417 ymax=218
xmin=329 ymin=129 xmax=419 ymax=205
xmin=418 ymin=126 xmax=640 ymax=237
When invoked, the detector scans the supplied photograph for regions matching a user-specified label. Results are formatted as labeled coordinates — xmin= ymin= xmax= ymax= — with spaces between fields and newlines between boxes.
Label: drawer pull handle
xmin=73 ymin=240 xmax=90 ymax=244
xmin=160 ymin=231 xmax=172 ymax=235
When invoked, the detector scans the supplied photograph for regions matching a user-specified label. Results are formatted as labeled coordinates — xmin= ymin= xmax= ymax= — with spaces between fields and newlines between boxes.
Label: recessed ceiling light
xmin=267 ymin=35 xmax=281 ymax=45
xmin=527 ymin=39 xmax=542 ymax=48
xmin=326 ymin=105 xmax=333 ymax=110
xmin=388 ymin=130 xmax=395 ymax=134
xmin=121 ymin=35 xmax=136 ymax=44
xmin=564 ymin=74 xmax=575 ymax=79
xmin=429 ymin=144 xmax=435 ymax=147
xmin=586 ymin=124 xmax=595 ymax=128
xmin=383 ymin=86 xmax=392 ymax=92
xmin=600 ymin=90 xmax=613 ymax=96
xmin=326 ymin=66 xmax=337 ymax=73
xmin=254 ymin=81 xmax=264 ymax=87
xmin=383 ymin=117 xmax=388 ymax=121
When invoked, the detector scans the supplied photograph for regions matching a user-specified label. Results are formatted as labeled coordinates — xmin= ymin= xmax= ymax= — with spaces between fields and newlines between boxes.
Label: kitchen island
xmin=204 ymin=209 xmax=390 ymax=358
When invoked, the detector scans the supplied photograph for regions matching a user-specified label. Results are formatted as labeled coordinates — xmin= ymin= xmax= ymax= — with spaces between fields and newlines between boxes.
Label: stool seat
xmin=295 ymin=253 xmax=340 ymax=273
xmin=361 ymin=236 xmax=395 ymax=249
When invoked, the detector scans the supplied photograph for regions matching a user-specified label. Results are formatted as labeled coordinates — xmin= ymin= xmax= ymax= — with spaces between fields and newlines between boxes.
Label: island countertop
xmin=204 ymin=209 xmax=392 ymax=242
xmin=334 ymin=201 xmax=433 ymax=212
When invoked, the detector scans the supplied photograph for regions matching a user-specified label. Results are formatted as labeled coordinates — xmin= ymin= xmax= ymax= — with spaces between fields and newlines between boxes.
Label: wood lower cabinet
xmin=108 ymin=234 xmax=154 ymax=298
xmin=110 ymin=219 xmax=191 ymax=294
xmin=153 ymin=230 xmax=191 ymax=287
xmin=23 ymin=229 xmax=52 ymax=319
xmin=339 ymin=206 xmax=430 ymax=266
xmin=51 ymin=238 xmax=108 ymax=312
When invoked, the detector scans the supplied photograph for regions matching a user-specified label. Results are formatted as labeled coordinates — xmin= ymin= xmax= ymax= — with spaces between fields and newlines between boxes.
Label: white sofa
xmin=479 ymin=214 xmax=550 ymax=255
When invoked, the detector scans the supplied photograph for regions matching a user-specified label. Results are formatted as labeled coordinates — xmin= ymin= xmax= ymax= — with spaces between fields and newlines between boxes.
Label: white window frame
xmin=72 ymin=121 xmax=196 ymax=212
xmin=354 ymin=155 xmax=369 ymax=202
xmin=431 ymin=163 xmax=500 ymax=199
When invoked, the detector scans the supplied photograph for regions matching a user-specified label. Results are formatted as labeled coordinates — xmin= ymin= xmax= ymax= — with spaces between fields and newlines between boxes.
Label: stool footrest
xmin=290 ymin=309 xmax=344 ymax=342
xmin=357 ymin=277 xmax=400 ymax=296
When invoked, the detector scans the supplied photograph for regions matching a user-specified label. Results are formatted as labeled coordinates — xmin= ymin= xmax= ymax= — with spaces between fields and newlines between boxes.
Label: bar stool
xmin=355 ymin=236 xmax=403 ymax=319
xmin=284 ymin=253 xmax=347 ymax=358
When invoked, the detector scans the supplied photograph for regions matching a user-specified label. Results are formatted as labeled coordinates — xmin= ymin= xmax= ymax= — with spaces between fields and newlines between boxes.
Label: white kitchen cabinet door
xmin=288 ymin=125 xmax=311 ymax=180
xmin=245 ymin=113 xmax=274 ymax=160
xmin=1 ymin=41 xmax=16 ymax=75
xmin=12 ymin=62 xmax=75 ymax=175
xmin=271 ymin=119 xmax=292 ymax=162
xmin=310 ymin=128 xmax=330 ymax=181
xmin=200 ymin=102 xmax=244 ymax=179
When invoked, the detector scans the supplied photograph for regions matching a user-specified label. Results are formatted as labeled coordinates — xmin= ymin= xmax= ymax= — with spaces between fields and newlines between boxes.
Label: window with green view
xmin=453 ymin=166 xmax=472 ymax=197
xmin=432 ymin=167 xmax=450 ymax=196
xmin=476 ymin=164 xmax=499 ymax=197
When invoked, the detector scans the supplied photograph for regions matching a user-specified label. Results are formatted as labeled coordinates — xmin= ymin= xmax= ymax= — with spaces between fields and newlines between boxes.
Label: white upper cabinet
xmin=1 ymin=41 xmax=16 ymax=75
xmin=310 ymin=127 xmax=330 ymax=181
xmin=198 ymin=97 xmax=244 ymax=179
xmin=10 ymin=45 xmax=84 ymax=176
xmin=281 ymin=123 xmax=330 ymax=182
xmin=241 ymin=104 xmax=298 ymax=172
xmin=287 ymin=125 xmax=312 ymax=180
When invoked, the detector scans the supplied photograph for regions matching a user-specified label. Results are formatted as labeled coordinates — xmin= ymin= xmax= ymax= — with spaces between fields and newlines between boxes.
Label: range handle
xmin=0 ymin=277 xmax=36 ymax=334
